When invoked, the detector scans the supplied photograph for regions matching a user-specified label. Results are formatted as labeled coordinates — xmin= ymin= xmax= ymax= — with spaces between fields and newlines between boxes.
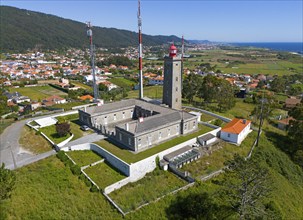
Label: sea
xmin=231 ymin=42 xmax=303 ymax=54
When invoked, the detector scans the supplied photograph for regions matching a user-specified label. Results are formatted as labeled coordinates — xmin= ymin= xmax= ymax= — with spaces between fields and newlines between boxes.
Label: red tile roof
xmin=222 ymin=118 xmax=251 ymax=134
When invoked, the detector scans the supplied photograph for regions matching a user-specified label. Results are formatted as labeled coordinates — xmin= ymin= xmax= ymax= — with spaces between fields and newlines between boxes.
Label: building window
xmin=122 ymin=112 xmax=125 ymax=119
xmin=159 ymin=131 xmax=162 ymax=139
xmin=176 ymin=87 xmax=178 ymax=92
xmin=176 ymin=125 xmax=179 ymax=134
xmin=176 ymin=98 xmax=178 ymax=103
xmin=227 ymin=134 xmax=230 ymax=138
xmin=138 ymin=138 xmax=141 ymax=146
xmin=114 ymin=114 xmax=116 ymax=120
xmin=128 ymin=137 xmax=131 ymax=145
xmin=104 ymin=116 xmax=108 ymax=125
xmin=184 ymin=123 xmax=187 ymax=130
xmin=168 ymin=128 xmax=171 ymax=136
xmin=193 ymin=121 xmax=196 ymax=129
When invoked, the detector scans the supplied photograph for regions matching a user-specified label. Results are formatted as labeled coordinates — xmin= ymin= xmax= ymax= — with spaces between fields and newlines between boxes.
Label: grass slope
xmin=19 ymin=126 xmax=53 ymax=154
xmin=109 ymin=169 xmax=187 ymax=213
xmin=66 ymin=150 xmax=103 ymax=167
xmin=1 ymin=156 xmax=122 ymax=219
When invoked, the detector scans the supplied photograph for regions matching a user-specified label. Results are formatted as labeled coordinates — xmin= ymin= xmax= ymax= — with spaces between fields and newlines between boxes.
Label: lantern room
xmin=169 ymin=44 xmax=177 ymax=57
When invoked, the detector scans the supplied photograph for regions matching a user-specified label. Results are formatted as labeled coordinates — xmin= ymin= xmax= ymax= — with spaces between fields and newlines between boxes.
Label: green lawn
xmin=39 ymin=125 xmax=71 ymax=144
xmin=19 ymin=126 xmax=53 ymax=154
xmin=66 ymin=150 xmax=103 ymax=167
xmin=9 ymin=85 xmax=67 ymax=101
xmin=109 ymin=169 xmax=187 ymax=213
xmin=0 ymin=156 xmax=122 ymax=219
xmin=95 ymin=125 xmax=213 ymax=164
xmin=128 ymin=85 xmax=163 ymax=99
xmin=180 ymin=131 xmax=257 ymax=178
xmin=84 ymin=162 xmax=126 ymax=190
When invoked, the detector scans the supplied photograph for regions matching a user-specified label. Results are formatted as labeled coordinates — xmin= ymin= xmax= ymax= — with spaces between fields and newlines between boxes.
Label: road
xmin=0 ymin=110 xmax=103 ymax=170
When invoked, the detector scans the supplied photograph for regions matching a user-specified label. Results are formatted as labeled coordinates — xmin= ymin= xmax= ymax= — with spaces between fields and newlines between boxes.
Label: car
xmin=80 ymin=125 xmax=90 ymax=131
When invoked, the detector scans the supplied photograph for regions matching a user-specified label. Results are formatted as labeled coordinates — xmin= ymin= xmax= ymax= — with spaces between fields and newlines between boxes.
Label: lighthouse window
xmin=176 ymin=63 xmax=178 ymax=66
xmin=176 ymin=77 xmax=178 ymax=81
xmin=176 ymin=98 xmax=178 ymax=102
xmin=176 ymin=87 xmax=178 ymax=92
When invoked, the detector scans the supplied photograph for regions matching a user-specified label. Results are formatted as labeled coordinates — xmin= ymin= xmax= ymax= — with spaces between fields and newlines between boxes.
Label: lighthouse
xmin=162 ymin=44 xmax=182 ymax=110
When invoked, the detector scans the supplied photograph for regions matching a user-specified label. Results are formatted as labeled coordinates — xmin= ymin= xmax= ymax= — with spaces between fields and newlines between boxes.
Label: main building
xmin=79 ymin=44 xmax=198 ymax=152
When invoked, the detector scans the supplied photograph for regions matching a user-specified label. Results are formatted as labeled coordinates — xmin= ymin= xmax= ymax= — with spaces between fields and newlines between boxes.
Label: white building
xmin=220 ymin=118 xmax=251 ymax=145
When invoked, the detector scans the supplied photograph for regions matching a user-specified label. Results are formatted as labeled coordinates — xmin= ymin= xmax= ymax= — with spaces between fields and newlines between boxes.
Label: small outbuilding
xmin=197 ymin=133 xmax=218 ymax=146
xmin=220 ymin=118 xmax=251 ymax=145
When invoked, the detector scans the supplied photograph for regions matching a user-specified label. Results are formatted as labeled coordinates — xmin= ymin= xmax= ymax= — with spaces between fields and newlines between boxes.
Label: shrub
xmin=70 ymin=164 xmax=81 ymax=176
xmin=56 ymin=151 xmax=68 ymax=162
xmin=213 ymin=119 xmax=223 ymax=126
xmin=90 ymin=185 xmax=99 ymax=193
xmin=84 ymin=177 xmax=92 ymax=187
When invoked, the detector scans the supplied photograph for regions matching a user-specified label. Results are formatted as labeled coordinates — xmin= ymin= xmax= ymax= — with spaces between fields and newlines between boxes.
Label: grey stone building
xmin=162 ymin=44 xmax=182 ymax=110
xmin=79 ymin=99 xmax=198 ymax=152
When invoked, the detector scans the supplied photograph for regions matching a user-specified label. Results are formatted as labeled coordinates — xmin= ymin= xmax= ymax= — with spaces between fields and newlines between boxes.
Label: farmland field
xmin=9 ymin=85 xmax=67 ymax=101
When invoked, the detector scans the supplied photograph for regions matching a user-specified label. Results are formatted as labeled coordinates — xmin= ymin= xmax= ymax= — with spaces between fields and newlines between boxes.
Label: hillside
xmin=0 ymin=6 xmax=182 ymax=51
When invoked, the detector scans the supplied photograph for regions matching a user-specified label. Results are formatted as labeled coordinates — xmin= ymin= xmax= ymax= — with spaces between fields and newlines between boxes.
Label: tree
xmin=198 ymin=75 xmax=219 ymax=103
xmin=216 ymin=80 xmax=236 ymax=111
xmin=55 ymin=122 xmax=71 ymax=137
xmin=0 ymin=163 xmax=16 ymax=201
xmin=182 ymin=73 xmax=202 ymax=104
xmin=220 ymin=154 xmax=272 ymax=220
xmin=270 ymin=77 xmax=286 ymax=93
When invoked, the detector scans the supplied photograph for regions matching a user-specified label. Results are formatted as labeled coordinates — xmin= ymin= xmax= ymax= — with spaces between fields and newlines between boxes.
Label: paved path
xmin=0 ymin=110 xmax=78 ymax=170
xmin=63 ymin=133 xmax=105 ymax=148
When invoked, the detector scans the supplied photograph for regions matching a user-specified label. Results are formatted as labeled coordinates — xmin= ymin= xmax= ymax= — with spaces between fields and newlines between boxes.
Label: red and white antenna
xmin=138 ymin=0 xmax=143 ymax=99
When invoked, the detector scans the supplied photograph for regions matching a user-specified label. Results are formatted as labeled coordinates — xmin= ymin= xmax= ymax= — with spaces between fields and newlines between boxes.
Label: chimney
xmin=125 ymin=123 xmax=129 ymax=131
xmin=243 ymin=119 xmax=246 ymax=124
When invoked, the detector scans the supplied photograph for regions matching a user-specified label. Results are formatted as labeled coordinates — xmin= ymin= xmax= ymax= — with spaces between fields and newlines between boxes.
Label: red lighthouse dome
xmin=169 ymin=43 xmax=177 ymax=57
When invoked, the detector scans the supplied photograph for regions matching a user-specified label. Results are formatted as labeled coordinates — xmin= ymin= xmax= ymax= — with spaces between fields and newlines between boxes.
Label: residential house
xmin=285 ymin=97 xmax=301 ymax=109
xmin=42 ymin=95 xmax=66 ymax=106
xmin=277 ymin=117 xmax=294 ymax=130
xmin=220 ymin=118 xmax=251 ymax=145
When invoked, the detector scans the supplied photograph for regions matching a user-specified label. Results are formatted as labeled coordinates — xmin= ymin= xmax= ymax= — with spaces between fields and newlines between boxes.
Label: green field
xmin=185 ymin=49 xmax=303 ymax=76
xmin=9 ymin=85 xmax=67 ymax=101
xmin=109 ymin=169 xmax=187 ymax=213
xmin=181 ymin=131 xmax=257 ymax=178
xmin=84 ymin=162 xmax=126 ymax=190
xmin=95 ymin=125 xmax=213 ymax=164
xmin=70 ymin=81 xmax=93 ymax=90
xmin=128 ymin=85 xmax=163 ymax=99
xmin=108 ymin=77 xmax=136 ymax=89
xmin=66 ymin=150 xmax=103 ymax=167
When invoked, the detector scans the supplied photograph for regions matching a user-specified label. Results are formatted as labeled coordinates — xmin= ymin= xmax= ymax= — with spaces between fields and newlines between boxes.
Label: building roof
xmin=79 ymin=95 xmax=93 ymax=101
xmin=198 ymin=133 xmax=216 ymax=142
xmin=221 ymin=118 xmax=251 ymax=134
xmin=164 ymin=145 xmax=192 ymax=161
xmin=285 ymin=97 xmax=301 ymax=107
xmin=278 ymin=117 xmax=295 ymax=125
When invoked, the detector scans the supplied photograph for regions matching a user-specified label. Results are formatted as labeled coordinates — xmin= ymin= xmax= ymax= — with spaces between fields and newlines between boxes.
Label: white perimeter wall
xmin=61 ymin=127 xmax=222 ymax=194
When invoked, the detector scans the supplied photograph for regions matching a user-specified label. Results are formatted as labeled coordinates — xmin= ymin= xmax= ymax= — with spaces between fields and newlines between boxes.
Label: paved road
xmin=0 ymin=110 xmax=78 ymax=170
xmin=63 ymin=132 xmax=105 ymax=148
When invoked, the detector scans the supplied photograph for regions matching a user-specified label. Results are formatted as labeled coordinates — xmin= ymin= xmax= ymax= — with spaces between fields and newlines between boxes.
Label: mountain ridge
xmin=0 ymin=6 xmax=183 ymax=52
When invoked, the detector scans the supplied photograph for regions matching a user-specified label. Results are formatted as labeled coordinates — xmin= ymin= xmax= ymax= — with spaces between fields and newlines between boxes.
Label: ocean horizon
xmin=231 ymin=42 xmax=303 ymax=54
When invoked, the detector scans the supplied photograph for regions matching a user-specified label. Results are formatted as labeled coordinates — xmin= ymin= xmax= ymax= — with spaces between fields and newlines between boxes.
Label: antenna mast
xmin=138 ymin=0 xmax=144 ymax=99
xmin=86 ymin=22 xmax=99 ymax=102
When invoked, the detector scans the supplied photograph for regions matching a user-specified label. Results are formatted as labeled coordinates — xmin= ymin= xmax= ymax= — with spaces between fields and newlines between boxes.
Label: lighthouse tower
xmin=163 ymin=44 xmax=182 ymax=110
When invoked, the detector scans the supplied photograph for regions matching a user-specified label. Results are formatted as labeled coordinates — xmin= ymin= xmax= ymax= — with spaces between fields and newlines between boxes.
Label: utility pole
xmin=138 ymin=0 xmax=144 ymax=99
xmin=86 ymin=22 xmax=99 ymax=102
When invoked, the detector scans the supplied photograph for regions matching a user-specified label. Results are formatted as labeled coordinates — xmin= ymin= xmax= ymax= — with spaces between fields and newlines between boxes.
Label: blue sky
xmin=2 ymin=0 xmax=303 ymax=42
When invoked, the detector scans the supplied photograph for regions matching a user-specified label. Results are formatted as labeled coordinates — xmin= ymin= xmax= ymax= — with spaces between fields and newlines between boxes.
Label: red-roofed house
xmin=220 ymin=118 xmax=251 ymax=144
xmin=277 ymin=117 xmax=295 ymax=130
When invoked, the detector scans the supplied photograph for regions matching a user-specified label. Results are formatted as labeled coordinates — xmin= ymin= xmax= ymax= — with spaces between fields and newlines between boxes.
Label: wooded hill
xmin=0 ymin=6 xmax=183 ymax=52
